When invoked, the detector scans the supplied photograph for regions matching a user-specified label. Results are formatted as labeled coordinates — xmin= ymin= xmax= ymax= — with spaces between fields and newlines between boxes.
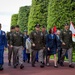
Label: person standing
xmin=26 ymin=36 xmax=31 ymax=63
xmin=0 ymin=23 xmax=7 ymax=71
xmin=41 ymin=26 xmax=48 ymax=64
xmin=60 ymin=23 xmax=74 ymax=68
xmin=7 ymin=26 xmax=15 ymax=66
xmin=56 ymin=30 xmax=62 ymax=64
xmin=11 ymin=25 xmax=24 ymax=69
xmin=46 ymin=28 xmax=58 ymax=68
xmin=30 ymin=24 xmax=44 ymax=68
xmin=23 ymin=30 xmax=29 ymax=62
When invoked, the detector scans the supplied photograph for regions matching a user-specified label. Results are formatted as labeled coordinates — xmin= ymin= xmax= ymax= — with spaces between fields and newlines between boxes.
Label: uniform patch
xmin=13 ymin=34 xmax=17 ymax=36
xmin=20 ymin=34 xmax=23 ymax=37
xmin=34 ymin=33 xmax=36 ymax=36
xmin=10 ymin=34 xmax=12 ymax=36
xmin=2 ymin=32 xmax=5 ymax=35
xmin=41 ymin=33 xmax=43 ymax=36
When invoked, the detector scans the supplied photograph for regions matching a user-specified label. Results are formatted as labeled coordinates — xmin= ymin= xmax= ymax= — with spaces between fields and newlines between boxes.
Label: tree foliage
xmin=28 ymin=0 xmax=49 ymax=33
xmin=11 ymin=14 xmax=18 ymax=26
xmin=17 ymin=6 xmax=30 ymax=32
xmin=47 ymin=0 xmax=75 ymax=30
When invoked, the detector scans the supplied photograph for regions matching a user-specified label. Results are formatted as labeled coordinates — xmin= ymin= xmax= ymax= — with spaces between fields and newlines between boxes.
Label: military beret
xmin=35 ymin=24 xmax=40 ymax=28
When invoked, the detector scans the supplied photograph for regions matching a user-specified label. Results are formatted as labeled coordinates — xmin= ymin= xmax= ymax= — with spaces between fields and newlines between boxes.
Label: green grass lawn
xmin=50 ymin=50 xmax=75 ymax=62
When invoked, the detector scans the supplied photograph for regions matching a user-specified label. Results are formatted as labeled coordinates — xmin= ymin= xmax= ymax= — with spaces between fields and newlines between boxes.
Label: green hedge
xmin=47 ymin=0 xmax=75 ymax=30
xmin=28 ymin=0 xmax=49 ymax=34
xmin=11 ymin=14 xmax=18 ymax=26
xmin=17 ymin=6 xmax=30 ymax=32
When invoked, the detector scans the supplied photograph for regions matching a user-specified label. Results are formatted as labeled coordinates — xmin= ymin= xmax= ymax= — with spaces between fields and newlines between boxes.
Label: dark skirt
xmin=47 ymin=47 xmax=57 ymax=56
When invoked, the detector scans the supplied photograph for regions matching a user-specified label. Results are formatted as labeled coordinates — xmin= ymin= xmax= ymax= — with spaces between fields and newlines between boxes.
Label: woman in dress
xmin=46 ymin=28 xmax=58 ymax=68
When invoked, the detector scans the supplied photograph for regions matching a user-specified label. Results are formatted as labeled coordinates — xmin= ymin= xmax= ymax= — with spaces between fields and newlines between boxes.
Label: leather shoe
xmin=69 ymin=64 xmax=74 ymax=68
xmin=20 ymin=64 xmax=24 ymax=69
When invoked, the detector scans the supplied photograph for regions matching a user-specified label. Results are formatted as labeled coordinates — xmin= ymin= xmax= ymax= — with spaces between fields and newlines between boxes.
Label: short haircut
xmin=11 ymin=26 xmax=15 ymax=29
xmin=0 ymin=23 xmax=1 ymax=27
xmin=15 ymin=25 xmax=20 ymax=28
xmin=49 ymin=28 xmax=52 ymax=34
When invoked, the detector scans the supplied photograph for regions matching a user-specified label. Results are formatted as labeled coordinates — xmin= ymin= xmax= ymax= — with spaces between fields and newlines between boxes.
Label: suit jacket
xmin=0 ymin=30 xmax=7 ymax=48
xmin=26 ymin=38 xmax=31 ymax=53
xmin=46 ymin=34 xmax=57 ymax=49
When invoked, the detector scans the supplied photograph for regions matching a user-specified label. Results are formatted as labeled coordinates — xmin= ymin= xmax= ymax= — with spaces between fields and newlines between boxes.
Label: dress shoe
xmin=40 ymin=64 xmax=44 ymax=68
xmin=0 ymin=66 xmax=4 ymax=71
xmin=54 ymin=65 xmax=58 ymax=68
xmin=32 ymin=64 xmax=35 ymax=67
xmin=69 ymin=64 xmax=74 ymax=68
xmin=60 ymin=62 xmax=64 ymax=66
xmin=23 ymin=60 xmax=25 ymax=62
xmin=40 ymin=62 xmax=44 ymax=68
xmin=20 ymin=64 xmax=24 ymax=69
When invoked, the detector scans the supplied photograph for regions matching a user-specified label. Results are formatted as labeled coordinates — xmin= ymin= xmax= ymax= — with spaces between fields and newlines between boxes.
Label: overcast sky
xmin=0 ymin=0 xmax=32 ymax=32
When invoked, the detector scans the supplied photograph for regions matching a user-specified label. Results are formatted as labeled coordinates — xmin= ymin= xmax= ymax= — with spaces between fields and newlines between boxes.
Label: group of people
xmin=0 ymin=23 xmax=74 ymax=71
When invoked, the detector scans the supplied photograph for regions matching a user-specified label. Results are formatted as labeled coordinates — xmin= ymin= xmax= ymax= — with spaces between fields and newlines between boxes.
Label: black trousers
xmin=26 ymin=53 xmax=30 ymax=63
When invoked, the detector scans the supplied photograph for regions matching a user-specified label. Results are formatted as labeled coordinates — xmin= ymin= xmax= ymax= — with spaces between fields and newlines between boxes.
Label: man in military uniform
xmin=7 ymin=26 xmax=15 ymax=66
xmin=60 ymin=23 xmax=74 ymax=68
xmin=0 ymin=23 xmax=7 ymax=71
xmin=30 ymin=24 xmax=44 ymax=68
xmin=11 ymin=25 xmax=24 ymax=69
xmin=41 ymin=26 xmax=48 ymax=65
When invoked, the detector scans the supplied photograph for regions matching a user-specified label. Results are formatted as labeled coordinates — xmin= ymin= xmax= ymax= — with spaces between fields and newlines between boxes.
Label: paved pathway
xmin=0 ymin=51 xmax=75 ymax=75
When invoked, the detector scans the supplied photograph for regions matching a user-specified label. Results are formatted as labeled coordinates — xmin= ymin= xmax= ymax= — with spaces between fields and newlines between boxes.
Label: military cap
xmin=35 ymin=24 xmax=40 ymax=28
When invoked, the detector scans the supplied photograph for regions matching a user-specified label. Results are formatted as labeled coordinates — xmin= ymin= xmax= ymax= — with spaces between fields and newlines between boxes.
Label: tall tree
xmin=47 ymin=0 xmax=75 ymax=30
xmin=28 ymin=0 xmax=49 ymax=33
xmin=11 ymin=14 xmax=18 ymax=26
xmin=17 ymin=6 xmax=30 ymax=32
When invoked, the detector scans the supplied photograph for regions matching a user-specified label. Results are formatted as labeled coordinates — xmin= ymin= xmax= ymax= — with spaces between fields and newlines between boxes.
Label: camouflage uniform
xmin=11 ymin=32 xmax=24 ymax=68
xmin=41 ymin=31 xmax=48 ymax=64
xmin=7 ymin=31 xmax=14 ymax=65
xmin=60 ymin=29 xmax=73 ymax=66
xmin=30 ymin=31 xmax=44 ymax=67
